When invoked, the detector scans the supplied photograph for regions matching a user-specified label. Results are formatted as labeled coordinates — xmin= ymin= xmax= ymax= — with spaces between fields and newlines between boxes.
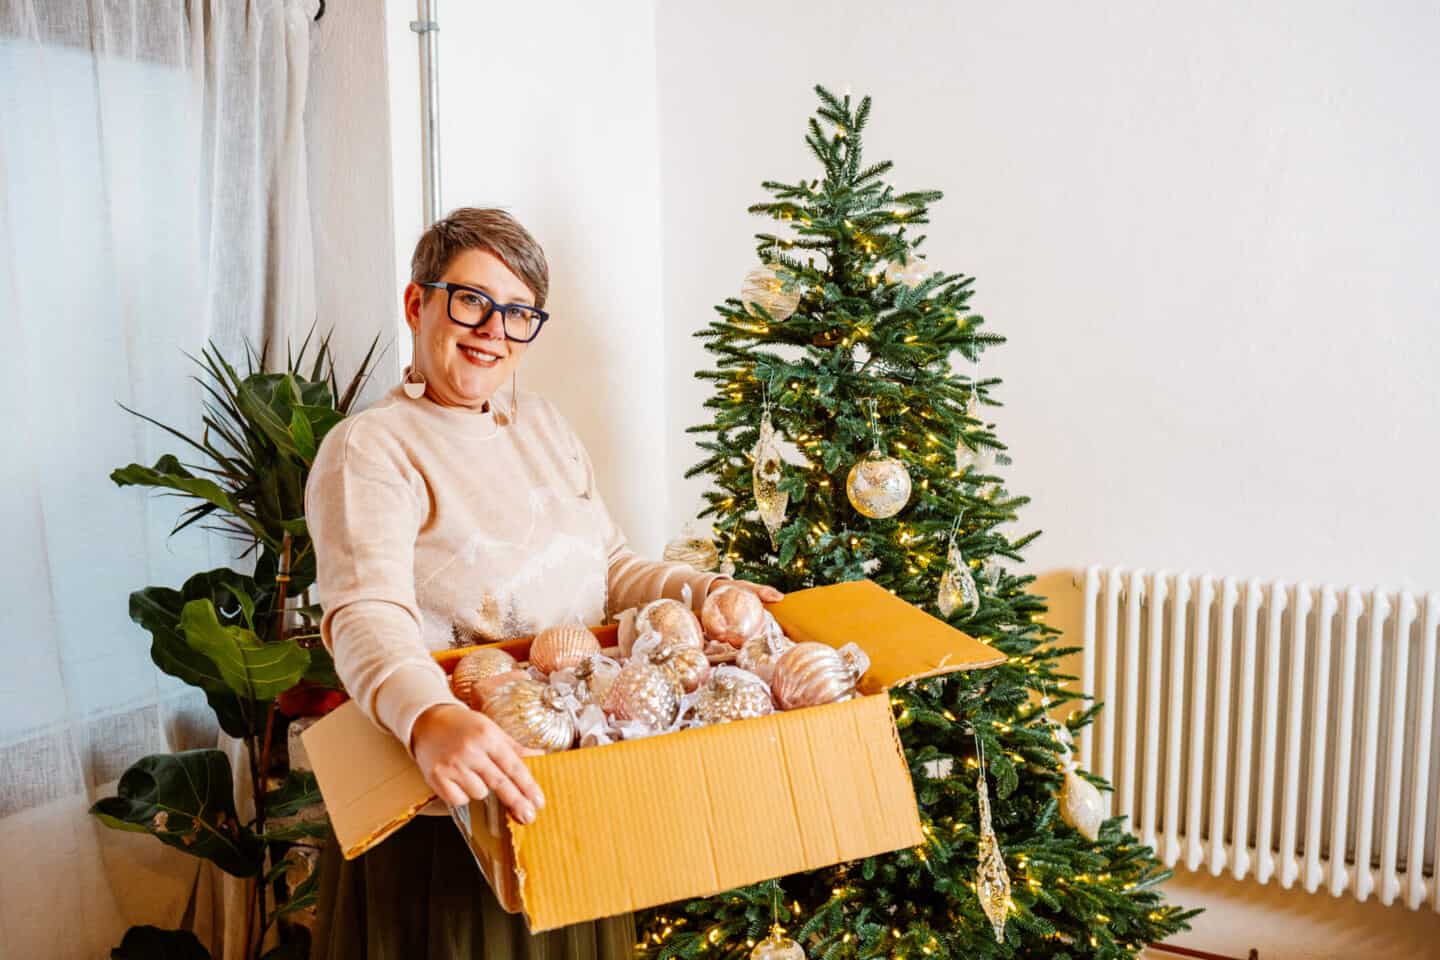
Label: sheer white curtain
xmin=0 ymin=1 xmax=319 ymax=956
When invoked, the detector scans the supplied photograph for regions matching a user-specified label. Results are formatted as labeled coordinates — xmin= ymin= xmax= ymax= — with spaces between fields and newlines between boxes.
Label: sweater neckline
xmin=387 ymin=379 xmax=516 ymax=433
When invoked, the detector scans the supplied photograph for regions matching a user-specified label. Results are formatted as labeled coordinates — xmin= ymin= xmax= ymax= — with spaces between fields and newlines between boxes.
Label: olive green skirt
xmin=313 ymin=814 xmax=636 ymax=960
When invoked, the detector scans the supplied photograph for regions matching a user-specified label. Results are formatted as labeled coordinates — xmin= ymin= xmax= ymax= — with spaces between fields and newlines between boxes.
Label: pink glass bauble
xmin=701 ymin=585 xmax=767 ymax=648
xmin=528 ymin=623 xmax=600 ymax=674
xmin=635 ymin=597 xmax=705 ymax=651
xmin=604 ymin=659 xmax=682 ymax=729
xmin=450 ymin=647 xmax=519 ymax=709
xmin=770 ymin=642 xmax=860 ymax=710
xmin=650 ymin=643 xmax=711 ymax=693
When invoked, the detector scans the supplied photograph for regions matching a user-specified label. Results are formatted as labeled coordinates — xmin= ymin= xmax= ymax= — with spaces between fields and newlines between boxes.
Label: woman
xmin=306 ymin=207 xmax=780 ymax=959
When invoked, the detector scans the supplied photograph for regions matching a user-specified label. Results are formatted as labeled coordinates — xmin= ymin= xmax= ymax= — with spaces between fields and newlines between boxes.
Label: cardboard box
xmin=303 ymin=578 xmax=1003 ymax=931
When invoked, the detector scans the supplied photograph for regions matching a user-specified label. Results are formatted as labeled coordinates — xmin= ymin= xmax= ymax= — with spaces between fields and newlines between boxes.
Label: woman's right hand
xmin=409 ymin=703 xmax=546 ymax=824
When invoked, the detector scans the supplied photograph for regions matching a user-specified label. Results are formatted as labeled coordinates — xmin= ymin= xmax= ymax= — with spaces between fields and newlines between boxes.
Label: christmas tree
xmin=639 ymin=87 xmax=1195 ymax=958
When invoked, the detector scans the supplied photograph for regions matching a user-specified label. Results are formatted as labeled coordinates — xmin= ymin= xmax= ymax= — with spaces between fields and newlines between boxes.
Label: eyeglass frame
xmin=420 ymin=281 xmax=549 ymax=343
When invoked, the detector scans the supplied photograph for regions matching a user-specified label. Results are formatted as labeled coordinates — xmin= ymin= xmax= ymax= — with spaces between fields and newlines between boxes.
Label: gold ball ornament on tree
xmin=482 ymin=676 xmax=577 ymax=753
xmin=662 ymin=523 xmax=721 ymax=571
xmin=449 ymin=647 xmax=519 ymax=709
xmin=604 ymin=658 xmax=683 ymax=730
xmin=883 ymin=254 xmax=931 ymax=288
xmin=749 ymin=926 xmax=805 ymax=960
xmin=741 ymin=263 xmax=800 ymax=321
xmin=528 ymin=623 xmax=601 ymax=674
xmin=635 ymin=598 xmax=706 ymax=651
xmin=700 ymin=584 xmax=767 ymax=648
xmin=694 ymin=667 xmax=775 ymax=725
xmin=770 ymin=642 xmax=867 ymax=710
xmin=845 ymin=452 xmax=912 ymax=519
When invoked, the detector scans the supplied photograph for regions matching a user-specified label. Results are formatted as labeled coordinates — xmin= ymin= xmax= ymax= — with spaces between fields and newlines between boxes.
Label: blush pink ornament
xmin=770 ymin=642 xmax=866 ymax=710
xmin=449 ymin=647 xmax=520 ymax=709
xmin=650 ymin=643 xmax=712 ymax=693
xmin=700 ymin=584 xmax=767 ymax=648
xmin=635 ymin=597 xmax=705 ymax=652
xmin=528 ymin=623 xmax=600 ymax=674
xmin=603 ymin=658 xmax=682 ymax=730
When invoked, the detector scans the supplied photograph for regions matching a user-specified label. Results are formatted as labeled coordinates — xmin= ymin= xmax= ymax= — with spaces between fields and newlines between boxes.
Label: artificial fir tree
xmin=638 ymin=87 xmax=1195 ymax=959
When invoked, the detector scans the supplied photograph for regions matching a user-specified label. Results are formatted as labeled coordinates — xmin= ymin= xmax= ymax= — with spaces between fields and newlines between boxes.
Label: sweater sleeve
xmin=305 ymin=420 xmax=463 ymax=752
xmin=566 ymin=422 xmax=732 ymax=618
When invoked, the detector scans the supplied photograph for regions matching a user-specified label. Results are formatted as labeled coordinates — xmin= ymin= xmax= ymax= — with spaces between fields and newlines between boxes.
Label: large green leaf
xmin=180 ymin=600 xmax=310 ymax=701
xmin=111 ymin=926 xmax=211 ymax=960
xmin=91 ymin=750 xmax=263 ymax=878
xmin=128 ymin=569 xmax=278 ymax=696
xmin=112 ymin=455 xmax=269 ymax=544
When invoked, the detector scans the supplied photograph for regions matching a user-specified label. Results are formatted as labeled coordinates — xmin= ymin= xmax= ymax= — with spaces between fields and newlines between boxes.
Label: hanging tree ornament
xmin=981 ymin=555 xmax=1005 ymax=592
xmin=846 ymin=398 xmax=911 ymax=520
xmin=883 ymin=254 xmax=932 ymax=288
xmin=974 ymin=733 xmax=1011 ymax=944
xmin=936 ymin=516 xmax=980 ymax=618
xmin=741 ymin=262 xmax=800 ymax=321
xmin=753 ymin=392 xmax=789 ymax=548
xmin=662 ymin=521 xmax=721 ymax=572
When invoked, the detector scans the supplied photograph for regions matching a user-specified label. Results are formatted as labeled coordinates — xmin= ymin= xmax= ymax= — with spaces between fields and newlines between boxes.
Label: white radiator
xmin=1079 ymin=567 xmax=1440 ymax=909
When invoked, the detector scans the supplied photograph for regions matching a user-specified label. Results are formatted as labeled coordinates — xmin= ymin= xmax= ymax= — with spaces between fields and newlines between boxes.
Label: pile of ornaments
xmin=447 ymin=584 xmax=871 ymax=753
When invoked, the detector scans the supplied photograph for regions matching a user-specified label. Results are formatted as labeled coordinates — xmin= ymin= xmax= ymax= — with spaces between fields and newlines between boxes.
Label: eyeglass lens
xmin=450 ymin=287 xmax=541 ymax=341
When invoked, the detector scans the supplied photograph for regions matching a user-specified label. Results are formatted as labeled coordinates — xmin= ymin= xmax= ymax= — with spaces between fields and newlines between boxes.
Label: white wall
xmin=653 ymin=1 xmax=1440 ymax=956
xmin=657 ymin=0 xmax=1440 ymax=595
xmin=386 ymin=0 xmax=674 ymax=556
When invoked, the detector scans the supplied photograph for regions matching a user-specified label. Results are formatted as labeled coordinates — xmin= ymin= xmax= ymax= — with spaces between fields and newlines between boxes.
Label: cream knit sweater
xmin=305 ymin=384 xmax=730 ymax=754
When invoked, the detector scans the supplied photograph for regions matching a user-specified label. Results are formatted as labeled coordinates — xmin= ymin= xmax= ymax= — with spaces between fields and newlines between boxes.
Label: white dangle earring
xmin=402 ymin=364 xmax=426 ymax=399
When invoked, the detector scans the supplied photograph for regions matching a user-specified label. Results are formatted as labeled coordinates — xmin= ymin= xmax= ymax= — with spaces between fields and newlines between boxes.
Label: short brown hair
xmin=410 ymin=207 xmax=550 ymax=308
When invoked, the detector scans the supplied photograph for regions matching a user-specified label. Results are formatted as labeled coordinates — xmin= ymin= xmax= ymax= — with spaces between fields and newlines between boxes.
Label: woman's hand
xmin=409 ymin=703 xmax=546 ymax=824
xmin=719 ymin=579 xmax=784 ymax=603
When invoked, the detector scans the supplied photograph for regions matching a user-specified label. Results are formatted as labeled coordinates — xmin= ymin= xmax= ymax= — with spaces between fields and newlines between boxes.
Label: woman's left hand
xmin=721 ymin=578 xmax=784 ymax=604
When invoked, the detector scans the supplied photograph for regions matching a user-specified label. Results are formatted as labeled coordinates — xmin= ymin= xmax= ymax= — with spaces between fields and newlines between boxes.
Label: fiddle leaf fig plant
xmin=93 ymin=329 xmax=383 ymax=959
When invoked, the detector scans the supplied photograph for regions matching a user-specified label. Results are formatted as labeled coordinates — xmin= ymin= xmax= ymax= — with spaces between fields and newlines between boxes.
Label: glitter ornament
xmin=449 ymin=647 xmax=519 ymax=709
xmin=483 ymin=677 xmax=577 ymax=753
xmin=695 ymin=667 xmax=775 ymax=725
xmin=663 ymin=523 xmax=721 ymax=571
xmin=753 ymin=405 xmax=788 ymax=548
xmin=936 ymin=525 xmax=980 ymax=619
xmin=1059 ymin=767 xmax=1105 ymax=842
xmin=770 ymin=642 xmax=863 ymax=710
xmin=471 ymin=669 xmax=529 ymax=711
xmin=883 ymin=255 xmax=931 ymax=288
xmin=528 ymin=623 xmax=600 ymax=674
xmin=604 ymin=659 xmax=682 ymax=729
xmin=975 ymin=743 xmax=1011 ymax=943
xmin=701 ymin=584 xmax=767 ymax=647
xmin=741 ymin=263 xmax=800 ymax=321
xmin=846 ymin=452 xmax=911 ymax=519
xmin=650 ymin=643 xmax=711 ymax=693
xmin=749 ymin=926 xmax=805 ymax=960
xmin=635 ymin=598 xmax=705 ymax=651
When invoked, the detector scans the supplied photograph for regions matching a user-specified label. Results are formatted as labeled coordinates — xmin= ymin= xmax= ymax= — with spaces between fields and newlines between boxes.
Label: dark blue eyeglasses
xmin=422 ymin=281 xmax=549 ymax=343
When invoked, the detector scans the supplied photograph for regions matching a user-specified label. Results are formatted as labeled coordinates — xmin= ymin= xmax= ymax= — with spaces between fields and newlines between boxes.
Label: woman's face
xmin=404 ymin=248 xmax=535 ymax=412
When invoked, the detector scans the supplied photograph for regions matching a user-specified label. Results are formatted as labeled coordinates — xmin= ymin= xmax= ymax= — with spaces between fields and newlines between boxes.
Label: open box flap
xmin=301 ymin=700 xmax=435 ymax=859
xmin=764 ymin=578 xmax=1004 ymax=694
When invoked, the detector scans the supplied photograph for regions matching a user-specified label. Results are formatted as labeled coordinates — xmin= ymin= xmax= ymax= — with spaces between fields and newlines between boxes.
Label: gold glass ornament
xmin=741 ymin=263 xmax=800 ymax=321
xmin=483 ymin=677 xmax=577 ymax=753
xmin=981 ymin=555 xmax=1004 ymax=592
xmin=883 ymin=255 xmax=931 ymax=288
xmin=770 ymin=642 xmax=862 ymax=710
xmin=604 ymin=659 xmax=682 ymax=729
xmin=650 ymin=642 xmax=711 ymax=693
xmin=749 ymin=926 xmax=805 ymax=960
xmin=701 ymin=584 xmax=767 ymax=648
xmin=636 ymin=598 xmax=706 ymax=651
xmin=736 ymin=625 xmax=794 ymax=684
xmin=450 ymin=647 xmax=519 ymax=709
xmin=1059 ymin=767 xmax=1104 ymax=842
xmin=936 ymin=525 xmax=979 ymax=619
xmin=573 ymin=655 xmax=620 ymax=707
xmin=662 ymin=523 xmax=721 ymax=571
xmin=975 ymin=743 xmax=1011 ymax=943
xmin=695 ymin=667 xmax=775 ymax=725
xmin=845 ymin=452 xmax=911 ymax=519
xmin=528 ymin=623 xmax=601 ymax=674
xmin=753 ymin=405 xmax=788 ymax=548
